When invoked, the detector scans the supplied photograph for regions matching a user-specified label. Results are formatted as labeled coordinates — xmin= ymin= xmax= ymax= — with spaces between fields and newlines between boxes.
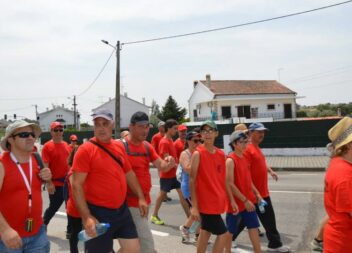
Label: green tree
xmin=158 ymin=95 xmax=187 ymax=122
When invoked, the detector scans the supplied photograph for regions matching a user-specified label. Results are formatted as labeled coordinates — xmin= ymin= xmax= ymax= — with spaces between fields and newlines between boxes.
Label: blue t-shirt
xmin=180 ymin=150 xmax=192 ymax=199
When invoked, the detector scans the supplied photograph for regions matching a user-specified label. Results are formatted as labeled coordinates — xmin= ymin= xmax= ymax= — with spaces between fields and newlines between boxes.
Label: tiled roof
xmin=198 ymin=80 xmax=296 ymax=95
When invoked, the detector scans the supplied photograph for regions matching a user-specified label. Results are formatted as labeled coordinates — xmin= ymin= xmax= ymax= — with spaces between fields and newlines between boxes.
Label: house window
xmin=221 ymin=106 xmax=231 ymax=119
xmin=193 ymin=109 xmax=198 ymax=118
xmin=237 ymin=106 xmax=251 ymax=119
xmin=267 ymin=104 xmax=275 ymax=110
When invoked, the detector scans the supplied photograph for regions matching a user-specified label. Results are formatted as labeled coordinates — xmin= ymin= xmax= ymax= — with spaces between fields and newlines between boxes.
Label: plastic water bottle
xmin=189 ymin=221 xmax=200 ymax=234
xmin=78 ymin=223 xmax=110 ymax=242
xmin=258 ymin=200 xmax=268 ymax=213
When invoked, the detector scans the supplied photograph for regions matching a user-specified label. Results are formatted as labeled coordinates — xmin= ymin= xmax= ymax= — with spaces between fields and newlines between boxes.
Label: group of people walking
xmin=0 ymin=108 xmax=351 ymax=253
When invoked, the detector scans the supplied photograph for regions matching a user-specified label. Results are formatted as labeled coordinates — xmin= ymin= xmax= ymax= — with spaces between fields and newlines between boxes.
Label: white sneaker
xmin=310 ymin=239 xmax=323 ymax=252
xmin=179 ymin=225 xmax=190 ymax=243
xmin=267 ymin=245 xmax=290 ymax=252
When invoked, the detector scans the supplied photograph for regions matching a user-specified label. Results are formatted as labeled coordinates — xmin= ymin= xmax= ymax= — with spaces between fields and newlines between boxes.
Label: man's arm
xmin=43 ymin=162 xmax=55 ymax=194
xmin=0 ymin=162 xmax=22 ymax=249
xmin=267 ymin=166 xmax=278 ymax=181
xmin=153 ymin=156 xmax=175 ymax=172
xmin=125 ymin=171 xmax=148 ymax=217
xmin=72 ymin=171 xmax=98 ymax=237
xmin=190 ymin=151 xmax=200 ymax=221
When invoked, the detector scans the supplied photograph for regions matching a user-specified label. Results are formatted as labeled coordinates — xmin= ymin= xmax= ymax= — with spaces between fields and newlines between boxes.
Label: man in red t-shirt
xmin=122 ymin=111 xmax=175 ymax=253
xmin=174 ymin=124 xmax=187 ymax=160
xmin=71 ymin=108 xmax=147 ymax=253
xmin=151 ymin=121 xmax=165 ymax=154
xmin=42 ymin=121 xmax=71 ymax=228
xmin=190 ymin=120 xmax=228 ymax=253
xmin=0 ymin=120 xmax=52 ymax=252
xmin=244 ymin=122 xmax=289 ymax=252
xmin=150 ymin=119 xmax=189 ymax=225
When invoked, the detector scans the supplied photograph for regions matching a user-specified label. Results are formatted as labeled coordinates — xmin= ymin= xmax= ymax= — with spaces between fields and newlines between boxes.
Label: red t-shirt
xmin=244 ymin=143 xmax=269 ymax=198
xmin=158 ymin=137 xmax=177 ymax=178
xmin=151 ymin=132 xmax=163 ymax=154
xmin=0 ymin=152 xmax=43 ymax=237
xmin=324 ymin=157 xmax=352 ymax=253
xmin=174 ymin=138 xmax=186 ymax=160
xmin=72 ymin=137 xmax=131 ymax=209
xmin=195 ymin=145 xmax=227 ymax=214
xmin=119 ymin=139 xmax=159 ymax=207
xmin=227 ymin=153 xmax=256 ymax=213
xmin=41 ymin=140 xmax=70 ymax=186
xmin=66 ymin=170 xmax=80 ymax=218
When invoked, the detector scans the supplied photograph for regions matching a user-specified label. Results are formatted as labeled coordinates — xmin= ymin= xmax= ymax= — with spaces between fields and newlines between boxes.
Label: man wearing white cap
xmin=0 ymin=120 xmax=52 ymax=252
xmin=72 ymin=108 xmax=147 ymax=253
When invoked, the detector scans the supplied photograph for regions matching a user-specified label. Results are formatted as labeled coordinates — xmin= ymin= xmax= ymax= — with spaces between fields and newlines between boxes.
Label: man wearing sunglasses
xmin=0 ymin=120 xmax=52 ymax=252
xmin=41 ymin=122 xmax=71 ymax=231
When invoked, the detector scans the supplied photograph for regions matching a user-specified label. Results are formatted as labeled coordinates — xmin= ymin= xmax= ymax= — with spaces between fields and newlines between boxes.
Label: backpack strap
xmin=89 ymin=140 xmax=123 ymax=168
xmin=33 ymin=152 xmax=44 ymax=170
xmin=121 ymin=139 xmax=151 ymax=161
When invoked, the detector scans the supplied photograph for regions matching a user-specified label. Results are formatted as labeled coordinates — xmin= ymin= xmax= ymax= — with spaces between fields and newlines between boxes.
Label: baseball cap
xmin=91 ymin=108 xmax=113 ymax=121
xmin=50 ymin=121 xmax=63 ymax=130
xmin=130 ymin=111 xmax=149 ymax=125
xmin=70 ymin=134 xmax=78 ymax=141
xmin=200 ymin=120 xmax=217 ymax=130
xmin=157 ymin=121 xmax=165 ymax=128
xmin=178 ymin=124 xmax=187 ymax=131
xmin=248 ymin=122 xmax=268 ymax=131
xmin=229 ymin=130 xmax=247 ymax=144
xmin=0 ymin=120 xmax=42 ymax=151
xmin=186 ymin=131 xmax=201 ymax=140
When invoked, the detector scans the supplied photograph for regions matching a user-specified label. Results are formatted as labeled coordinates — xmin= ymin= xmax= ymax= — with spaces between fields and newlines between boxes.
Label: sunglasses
xmin=12 ymin=132 xmax=36 ymax=138
xmin=53 ymin=129 xmax=63 ymax=132
xmin=192 ymin=139 xmax=201 ymax=144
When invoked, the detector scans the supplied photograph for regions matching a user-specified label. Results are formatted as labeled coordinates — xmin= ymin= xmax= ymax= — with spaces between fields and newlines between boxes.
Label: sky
xmin=1 ymin=0 xmax=351 ymax=123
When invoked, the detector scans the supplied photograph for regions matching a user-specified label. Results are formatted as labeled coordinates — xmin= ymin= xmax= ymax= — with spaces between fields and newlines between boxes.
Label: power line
xmin=77 ymin=48 xmax=116 ymax=97
xmin=122 ymin=0 xmax=352 ymax=45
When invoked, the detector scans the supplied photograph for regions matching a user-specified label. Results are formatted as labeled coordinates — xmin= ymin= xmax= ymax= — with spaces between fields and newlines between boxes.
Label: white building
xmin=188 ymin=75 xmax=297 ymax=123
xmin=37 ymin=105 xmax=79 ymax=131
xmin=92 ymin=94 xmax=150 ymax=128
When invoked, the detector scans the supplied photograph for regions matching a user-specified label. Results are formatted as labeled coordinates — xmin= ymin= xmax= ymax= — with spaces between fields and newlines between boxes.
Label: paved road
xmin=45 ymin=171 xmax=325 ymax=253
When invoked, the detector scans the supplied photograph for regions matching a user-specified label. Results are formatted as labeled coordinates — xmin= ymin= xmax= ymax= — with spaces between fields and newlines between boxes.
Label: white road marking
xmin=270 ymin=190 xmax=323 ymax=194
xmin=232 ymin=249 xmax=251 ymax=253
xmin=55 ymin=211 xmax=169 ymax=237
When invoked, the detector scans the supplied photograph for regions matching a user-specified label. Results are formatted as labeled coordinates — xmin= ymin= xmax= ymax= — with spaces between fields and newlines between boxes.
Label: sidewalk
xmin=266 ymin=156 xmax=329 ymax=171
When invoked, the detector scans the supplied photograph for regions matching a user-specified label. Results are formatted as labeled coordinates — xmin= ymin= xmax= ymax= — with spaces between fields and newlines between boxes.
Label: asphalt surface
xmin=45 ymin=170 xmax=326 ymax=253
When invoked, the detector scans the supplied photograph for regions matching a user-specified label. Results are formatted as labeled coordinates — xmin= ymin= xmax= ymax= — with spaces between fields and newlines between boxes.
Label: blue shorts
xmin=0 ymin=224 xmax=50 ymax=253
xmin=226 ymin=211 xmax=259 ymax=234
xmin=160 ymin=177 xmax=180 ymax=192
xmin=85 ymin=202 xmax=138 ymax=253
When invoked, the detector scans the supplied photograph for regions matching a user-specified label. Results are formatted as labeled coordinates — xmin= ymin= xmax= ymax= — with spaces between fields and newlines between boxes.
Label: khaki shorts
xmin=129 ymin=207 xmax=155 ymax=253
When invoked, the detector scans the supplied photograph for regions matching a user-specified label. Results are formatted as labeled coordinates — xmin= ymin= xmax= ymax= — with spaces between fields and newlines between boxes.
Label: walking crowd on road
xmin=0 ymin=109 xmax=351 ymax=253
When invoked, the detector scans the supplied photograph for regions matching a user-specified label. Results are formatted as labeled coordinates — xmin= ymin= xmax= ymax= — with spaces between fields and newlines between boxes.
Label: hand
xmin=1 ymin=226 xmax=22 ymax=250
xmin=244 ymin=200 xmax=255 ymax=212
xmin=38 ymin=168 xmax=52 ymax=181
xmin=231 ymin=200 xmax=239 ymax=215
xmin=270 ymin=171 xmax=278 ymax=181
xmin=46 ymin=181 xmax=56 ymax=195
xmin=256 ymin=194 xmax=263 ymax=204
xmin=82 ymin=215 xmax=99 ymax=238
xmin=164 ymin=156 xmax=175 ymax=169
xmin=138 ymin=198 xmax=149 ymax=218
xmin=190 ymin=207 xmax=200 ymax=222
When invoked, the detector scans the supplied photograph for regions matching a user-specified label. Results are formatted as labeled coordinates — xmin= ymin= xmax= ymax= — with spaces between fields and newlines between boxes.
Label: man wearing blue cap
xmin=242 ymin=122 xmax=290 ymax=252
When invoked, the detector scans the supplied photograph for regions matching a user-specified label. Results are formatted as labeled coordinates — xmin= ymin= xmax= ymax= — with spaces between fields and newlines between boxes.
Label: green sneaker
xmin=150 ymin=215 xmax=165 ymax=225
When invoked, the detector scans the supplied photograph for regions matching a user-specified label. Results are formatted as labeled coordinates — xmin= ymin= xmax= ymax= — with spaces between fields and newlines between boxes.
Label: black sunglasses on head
xmin=12 ymin=132 xmax=36 ymax=138
xmin=192 ymin=139 xmax=201 ymax=144
xmin=53 ymin=129 xmax=63 ymax=132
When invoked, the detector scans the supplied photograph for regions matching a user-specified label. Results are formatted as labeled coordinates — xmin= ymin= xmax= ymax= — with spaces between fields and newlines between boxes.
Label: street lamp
xmin=101 ymin=40 xmax=121 ymax=138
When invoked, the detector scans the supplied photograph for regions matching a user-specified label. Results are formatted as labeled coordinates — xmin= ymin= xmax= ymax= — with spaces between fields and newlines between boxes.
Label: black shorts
xmin=85 ymin=202 xmax=138 ymax=253
xmin=200 ymin=213 xmax=227 ymax=235
xmin=160 ymin=177 xmax=180 ymax=192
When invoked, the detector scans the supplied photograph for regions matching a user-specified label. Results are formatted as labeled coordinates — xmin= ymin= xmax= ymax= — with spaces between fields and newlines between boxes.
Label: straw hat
xmin=328 ymin=117 xmax=352 ymax=151
xmin=0 ymin=120 xmax=41 ymax=151
xmin=234 ymin=123 xmax=248 ymax=133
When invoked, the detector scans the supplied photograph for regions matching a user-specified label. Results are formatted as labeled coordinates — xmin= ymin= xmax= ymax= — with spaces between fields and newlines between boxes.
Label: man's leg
xmin=43 ymin=186 xmax=64 ymax=226
xmin=197 ymin=230 xmax=211 ymax=253
xmin=117 ymin=238 xmax=140 ymax=253
xmin=25 ymin=224 xmax=50 ymax=253
xmin=151 ymin=190 xmax=167 ymax=223
xmin=256 ymin=196 xmax=282 ymax=248
xmin=129 ymin=207 xmax=155 ymax=253
xmin=212 ymin=233 xmax=227 ymax=253
xmin=67 ymin=215 xmax=82 ymax=253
